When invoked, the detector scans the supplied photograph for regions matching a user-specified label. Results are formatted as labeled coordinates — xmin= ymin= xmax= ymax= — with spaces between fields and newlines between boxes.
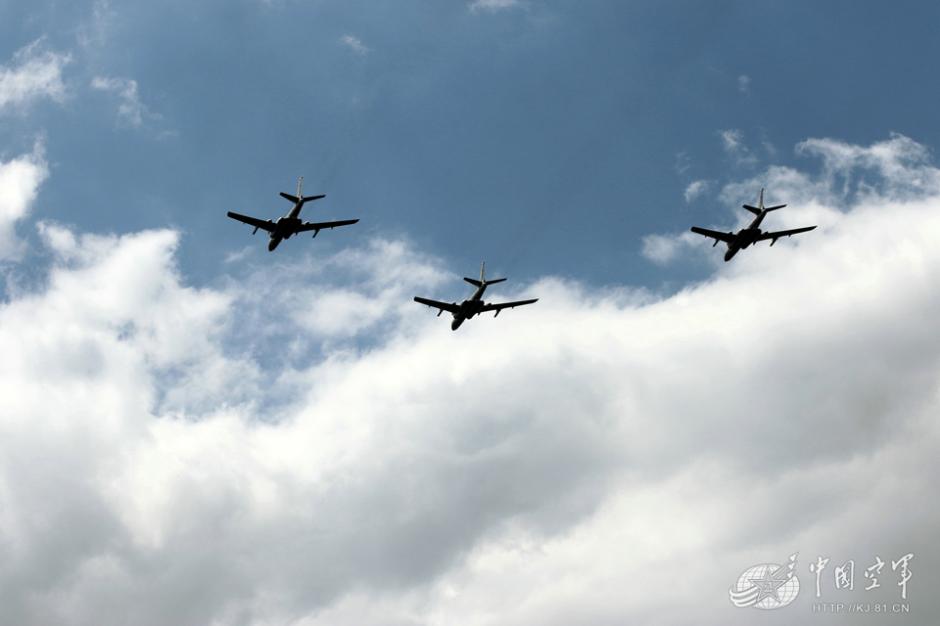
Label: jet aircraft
xmin=414 ymin=262 xmax=538 ymax=331
xmin=690 ymin=189 xmax=816 ymax=261
xmin=227 ymin=177 xmax=359 ymax=251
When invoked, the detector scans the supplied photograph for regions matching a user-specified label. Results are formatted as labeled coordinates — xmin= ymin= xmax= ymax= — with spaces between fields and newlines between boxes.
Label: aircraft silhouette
xmin=414 ymin=262 xmax=538 ymax=331
xmin=227 ymin=177 xmax=359 ymax=251
xmin=690 ymin=189 xmax=816 ymax=261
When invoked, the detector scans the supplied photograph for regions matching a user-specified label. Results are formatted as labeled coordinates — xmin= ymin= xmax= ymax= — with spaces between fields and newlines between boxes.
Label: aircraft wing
xmin=227 ymin=211 xmax=275 ymax=232
xmin=297 ymin=219 xmax=359 ymax=233
xmin=414 ymin=297 xmax=460 ymax=314
xmin=756 ymin=226 xmax=817 ymax=244
xmin=479 ymin=298 xmax=539 ymax=316
xmin=690 ymin=226 xmax=734 ymax=243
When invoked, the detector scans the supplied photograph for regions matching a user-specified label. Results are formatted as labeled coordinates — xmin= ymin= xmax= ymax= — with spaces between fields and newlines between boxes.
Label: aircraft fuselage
xmin=266 ymin=205 xmax=305 ymax=251
xmin=723 ymin=215 xmax=767 ymax=261
xmin=449 ymin=284 xmax=488 ymax=330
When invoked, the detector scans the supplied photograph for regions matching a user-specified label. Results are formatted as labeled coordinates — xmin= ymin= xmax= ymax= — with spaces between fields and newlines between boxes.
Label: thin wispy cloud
xmin=0 ymin=40 xmax=70 ymax=113
xmin=91 ymin=76 xmax=155 ymax=128
xmin=675 ymin=150 xmax=691 ymax=175
xmin=684 ymin=179 xmax=711 ymax=203
xmin=738 ymin=73 xmax=751 ymax=94
xmin=469 ymin=0 xmax=521 ymax=13
xmin=78 ymin=0 xmax=116 ymax=50
xmin=720 ymin=128 xmax=744 ymax=152
xmin=720 ymin=128 xmax=758 ymax=166
xmin=339 ymin=34 xmax=370 ymax=56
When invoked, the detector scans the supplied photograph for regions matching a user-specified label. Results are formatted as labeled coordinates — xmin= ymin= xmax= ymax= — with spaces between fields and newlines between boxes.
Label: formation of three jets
xmin=226 ymin=181 xmax=815 ymax=329
xmin=226 ymin=178 xmax=537 ymax=330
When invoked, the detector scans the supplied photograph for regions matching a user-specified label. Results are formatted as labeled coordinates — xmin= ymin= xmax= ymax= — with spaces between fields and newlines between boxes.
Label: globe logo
xmin=729 ymin=553 xmax=800 ymax=610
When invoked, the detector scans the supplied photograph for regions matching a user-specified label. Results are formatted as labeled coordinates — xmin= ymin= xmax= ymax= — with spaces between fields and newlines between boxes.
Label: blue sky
xmin=6 ymin=0 xmax=940 ymax=291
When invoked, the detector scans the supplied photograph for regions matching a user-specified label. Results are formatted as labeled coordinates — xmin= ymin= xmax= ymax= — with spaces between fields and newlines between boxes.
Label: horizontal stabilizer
xmin=742 ymin=204 xmax=761 ymax=215
xmin=464 ymin=277 xmax=507 ymax=287
xmin=303 ymin=194 xmax=326 ymax=202
xmin=764 ymin=204 xmax=787 ymax=211
xmin=280 ymin=192 xmax=300 ymax=203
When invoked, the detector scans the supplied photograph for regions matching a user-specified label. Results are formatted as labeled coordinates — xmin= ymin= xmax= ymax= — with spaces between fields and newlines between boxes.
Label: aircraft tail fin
xmin=743 ymin=188 xmax=785 ymax=213
xmin=464 ymin=261 xmax=506 ymax=287
xmin=280 ymin=172 xmax=324 ymax=205
xmin=281 ymin=176 xmax=319 ymax=205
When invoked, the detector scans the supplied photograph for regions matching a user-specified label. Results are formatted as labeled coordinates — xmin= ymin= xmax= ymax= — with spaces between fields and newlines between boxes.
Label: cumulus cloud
xmin=91 ymin=76 xmax=154 ymax=128
xmin=0 ymin=142 xmax=48 ymax=260
xmin=2 ymin=134 xmax=940 ymax=624
xmin=720 ymin=133 xmax=940 ymax=211
xmin=0 ymin=40 xmax=70 ymax=113
xmin=641 ymin=231 xmax=701 ymax=266
xmin=651 ymin=134 xmax=934 ymax=268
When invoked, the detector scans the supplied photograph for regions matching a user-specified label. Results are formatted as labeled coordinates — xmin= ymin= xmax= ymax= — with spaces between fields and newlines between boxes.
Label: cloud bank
xmin=1 ymin=135 xmax=938 ymax=624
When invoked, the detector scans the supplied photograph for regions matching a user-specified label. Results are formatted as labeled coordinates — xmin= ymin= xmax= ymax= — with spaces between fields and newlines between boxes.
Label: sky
xmin=1 ymin=1 xmax=939 ymax=624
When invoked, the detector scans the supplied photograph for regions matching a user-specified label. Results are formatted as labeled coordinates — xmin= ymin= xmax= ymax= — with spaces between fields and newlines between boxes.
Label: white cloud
xmin=720 ymin=128 xmax=743 ymax=152
xmin=78 ymin=0 xmax=116 ymax=50
xmin=469 ymin=0 xmax=521 ymax=13
xmin=737 ymin=74 xmax=751 ymax=94
xmin=648 ymin=134 xmax=932 ymax=266
xmin=91 ymin=76 xmax=153 ymax=128
xmin=0 ymin=40 xmax=70 ymax=113
xmin=674 ymin=150 xmax=691 ymax=175
xmin=339 ymin=34 xmax=370 ymax=56
xmin=3 ymin=134 xmax=940 ymax=624
xmin=797 ymin=133 xmax=940 ymax=200
xmin=719 ymin=128 xmax=758 ymax=167
xmin=683 ymin=179 xmax=711 ymax=203
xmin=719 ymin=133 xmax=940 ymax=212
xmin=640 ymin=231 xmax=701 ymax=266
xmin=0 ymin=142 xmax=48 ymax=260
